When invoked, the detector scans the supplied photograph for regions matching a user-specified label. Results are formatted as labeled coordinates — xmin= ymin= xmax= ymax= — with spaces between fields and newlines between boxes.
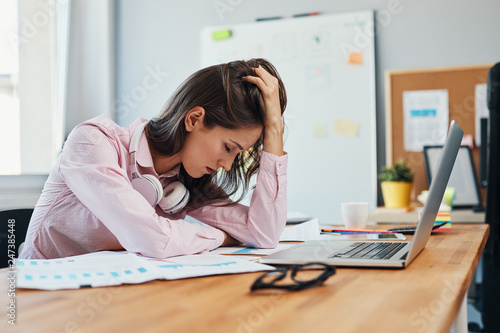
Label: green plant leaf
xmin=378 ymin=159 xmax=414 ymax=182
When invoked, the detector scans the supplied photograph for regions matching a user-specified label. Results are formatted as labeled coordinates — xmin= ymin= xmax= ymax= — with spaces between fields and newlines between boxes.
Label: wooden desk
xmin=1 ymin=225 xmax=489 ymax=333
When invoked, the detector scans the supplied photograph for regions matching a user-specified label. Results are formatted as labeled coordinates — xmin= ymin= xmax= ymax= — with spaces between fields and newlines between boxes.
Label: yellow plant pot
xmin=381 ymin=181 xmax=412 ymax=208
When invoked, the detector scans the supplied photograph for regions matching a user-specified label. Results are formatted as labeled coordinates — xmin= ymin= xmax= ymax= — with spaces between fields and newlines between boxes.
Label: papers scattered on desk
xmin=15 ymin=251 xmax=274 ymax=290
xmin=146 ymin=254 xmax=273 ymax=280
xmin=16 ymin=252 xmax=152 ymax=290
xmin=209 ymin=243 xmax=296 ymax=256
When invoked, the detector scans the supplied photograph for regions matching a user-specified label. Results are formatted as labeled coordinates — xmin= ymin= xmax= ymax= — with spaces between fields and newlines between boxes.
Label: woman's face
xmin=181 ymin=111 xmax=263 ymax=178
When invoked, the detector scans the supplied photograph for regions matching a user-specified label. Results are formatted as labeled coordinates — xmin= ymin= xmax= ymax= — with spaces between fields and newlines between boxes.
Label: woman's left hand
xmin=243 ymin=66 xmax=284 ymax=156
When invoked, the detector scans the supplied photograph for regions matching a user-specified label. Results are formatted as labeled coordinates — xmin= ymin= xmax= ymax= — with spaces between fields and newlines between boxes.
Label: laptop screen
xmin=423 ymin=145 xmax=481 ymax=208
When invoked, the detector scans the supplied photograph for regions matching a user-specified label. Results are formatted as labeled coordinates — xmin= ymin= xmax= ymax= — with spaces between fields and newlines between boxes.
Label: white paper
xmin=146 ymin=254 xmax=274 ymax=280
xmin=209 ymin=243 xmax=296 ymax=256
xmin=403 ymin=89 xmax=449 ymax=151
xmin=280 ymin=217 xmax=320 ymax=241
xmin=214 ymin=255 xmax=262 ymax=262
xmin=16 ymin=252 xmax=159 ymax=290
xmin=15 ymin=251 xmax=274 ymax=290
xmin=475 ymin=83 xmax=489 ymax=146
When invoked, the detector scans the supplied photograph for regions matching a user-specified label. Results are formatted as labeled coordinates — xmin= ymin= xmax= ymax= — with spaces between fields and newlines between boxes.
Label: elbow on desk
xmin=245 ymin=217 xmax=286 ymax=249
xmin=245 ymin=231 xmax=281 ymax=249
xmin=248 ymin=238 xmax=279 ymax=249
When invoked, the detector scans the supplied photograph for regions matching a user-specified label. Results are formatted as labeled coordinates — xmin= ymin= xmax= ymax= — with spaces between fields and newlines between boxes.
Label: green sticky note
xmin=212 ymin=29 xmax=232 ymax=41
xmin=443 ymin=187 xmax=456 ymax=207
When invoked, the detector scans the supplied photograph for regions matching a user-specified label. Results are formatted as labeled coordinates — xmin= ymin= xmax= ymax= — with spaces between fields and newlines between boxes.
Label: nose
xmin=218 ymin=157 xmax=232 ymax=172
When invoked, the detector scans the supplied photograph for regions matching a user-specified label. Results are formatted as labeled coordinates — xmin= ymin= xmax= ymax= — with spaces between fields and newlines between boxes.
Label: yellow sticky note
xmin=334 ymin=120 xmax=359 ymax=137
xmin=348 ymin=52 xmax=363 ymax=65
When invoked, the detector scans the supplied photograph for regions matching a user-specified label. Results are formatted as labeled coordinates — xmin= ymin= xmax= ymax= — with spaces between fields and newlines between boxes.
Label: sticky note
xmin=313 ymin=119 xmax=328 ymax=138
xmin=212 ymin=29 xmax=232 ymax=41
xmin=334 ymin=120 xmax=359 ymax=137
xmin=348 ymin=52 xmax=363 ymax=65
xmin=419 ymin=211 xmax=451 ymax=231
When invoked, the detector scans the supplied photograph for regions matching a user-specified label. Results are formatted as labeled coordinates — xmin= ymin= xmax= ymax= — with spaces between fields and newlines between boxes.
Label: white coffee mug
xmin=341 ymin=202 xmax=370 ymax=229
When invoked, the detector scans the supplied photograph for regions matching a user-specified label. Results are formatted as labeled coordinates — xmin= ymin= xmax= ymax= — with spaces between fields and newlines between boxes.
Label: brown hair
xmin=146 ymin=58 xmax=287 ymax=210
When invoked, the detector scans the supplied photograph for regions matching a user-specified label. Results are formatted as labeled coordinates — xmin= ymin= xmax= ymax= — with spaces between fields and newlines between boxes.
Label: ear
xmin=184 ymin=106 xmax=205 ymax=132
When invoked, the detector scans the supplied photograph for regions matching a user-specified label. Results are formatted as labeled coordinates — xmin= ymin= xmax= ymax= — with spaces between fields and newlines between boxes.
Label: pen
xmin=321 ymin=229 xmax=397 ymax=234
xmin=322 ymin=231 xmax=386 ymax=235
xmin=256 ymin=16 xmax=283 ymax=22
xmin=293 ymin=12 xmax=320 ymax=18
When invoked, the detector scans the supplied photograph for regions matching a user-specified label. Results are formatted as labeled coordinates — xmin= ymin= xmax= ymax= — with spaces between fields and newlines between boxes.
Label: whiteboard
xmin=201 ymin=11 xmax=377 ymax=225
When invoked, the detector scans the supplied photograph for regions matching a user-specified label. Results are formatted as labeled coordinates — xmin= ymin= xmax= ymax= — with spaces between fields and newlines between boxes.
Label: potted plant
xmin=378 ymin=160 xmax=414 ymax=208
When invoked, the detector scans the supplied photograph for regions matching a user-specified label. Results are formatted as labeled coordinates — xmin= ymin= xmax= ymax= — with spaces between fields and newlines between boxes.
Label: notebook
xmin=261 ymin=121 xmax=463 ymax=268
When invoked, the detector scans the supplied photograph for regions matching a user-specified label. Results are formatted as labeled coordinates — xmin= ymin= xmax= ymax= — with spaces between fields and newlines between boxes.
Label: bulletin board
xmin=385 ymin=64 xmax=493 ymax=205
xmin=201 ymin=11 xmax=377 ymax=224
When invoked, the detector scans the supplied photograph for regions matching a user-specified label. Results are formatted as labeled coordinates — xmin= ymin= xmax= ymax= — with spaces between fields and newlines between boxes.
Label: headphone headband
xmin=129 ymin=122 xmax=149 ymax=180
xmin=129 ymin=120 xmax=189 ymax=213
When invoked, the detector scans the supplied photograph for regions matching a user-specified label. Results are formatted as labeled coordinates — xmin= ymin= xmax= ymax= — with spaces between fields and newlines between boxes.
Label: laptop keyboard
xmin=330 ymin=242 xmax=406 ymax=260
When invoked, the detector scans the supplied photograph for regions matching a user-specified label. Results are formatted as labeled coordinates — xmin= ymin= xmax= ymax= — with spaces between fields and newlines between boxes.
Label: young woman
xmin=20 ymin=58 xmax=288 ymax=259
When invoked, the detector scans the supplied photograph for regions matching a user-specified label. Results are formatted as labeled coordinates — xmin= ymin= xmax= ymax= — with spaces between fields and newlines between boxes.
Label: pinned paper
xmin=313 ymin=118 xmax=328 ymax=138
xmin=403 ymin=89 xmax=449 ymax=151
xmin=348 ymin=52 xmax=363 ymax=65
xmin=334 ymin=120 xmax=359 ymax=137
xmin=475 ymin=84 xmax=488 ymax=146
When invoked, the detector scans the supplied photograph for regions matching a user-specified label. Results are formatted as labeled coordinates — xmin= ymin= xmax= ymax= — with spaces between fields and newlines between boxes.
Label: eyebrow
xmin=230 ymin=140 xmax=244 ymax=151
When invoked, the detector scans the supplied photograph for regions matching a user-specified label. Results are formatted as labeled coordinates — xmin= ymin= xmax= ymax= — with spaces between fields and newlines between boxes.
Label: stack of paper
xmin=280 ymin=217 xmax=320 ymax=241
xmin=420 ymin=211 xmax=451 ymax=231
xmin=279 ymin=212 xmax=321 ymax=241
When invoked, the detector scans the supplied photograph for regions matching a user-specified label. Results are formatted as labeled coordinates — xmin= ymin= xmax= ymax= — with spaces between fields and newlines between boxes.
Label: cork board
xmin=385 ymin=64 xmax=492 ymax=205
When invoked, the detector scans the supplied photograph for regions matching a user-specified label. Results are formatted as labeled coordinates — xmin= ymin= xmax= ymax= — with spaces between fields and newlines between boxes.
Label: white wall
xmin=115 ymin=0 xmax=500 ymax=205
xmin=65 ymin=0 xmax=114 ymax=132
xmin=3 ymin=0 xmax=500 ymax=210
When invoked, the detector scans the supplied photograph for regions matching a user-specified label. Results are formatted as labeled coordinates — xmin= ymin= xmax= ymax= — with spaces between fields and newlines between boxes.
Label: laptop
xmin=261 ymin=121 xmax=464 ymax=268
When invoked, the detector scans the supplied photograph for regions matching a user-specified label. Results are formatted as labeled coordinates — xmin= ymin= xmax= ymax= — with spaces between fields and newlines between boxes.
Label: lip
xmin=206 ymin=167 xmax=214 ymax=174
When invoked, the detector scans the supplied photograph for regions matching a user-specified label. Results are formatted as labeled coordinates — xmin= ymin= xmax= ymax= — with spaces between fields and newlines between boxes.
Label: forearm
xmin=262 ymin=121 xmax=284 ymax=157
xmin=189 ymin=151 xmax=288 ymax=248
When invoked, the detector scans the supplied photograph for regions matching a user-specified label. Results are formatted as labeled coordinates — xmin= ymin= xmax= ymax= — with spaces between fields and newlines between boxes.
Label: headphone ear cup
xmin=131 ymin=174 xmax=163 ymax=206
xmin=158 ymin=181 xmax=190 ymax=214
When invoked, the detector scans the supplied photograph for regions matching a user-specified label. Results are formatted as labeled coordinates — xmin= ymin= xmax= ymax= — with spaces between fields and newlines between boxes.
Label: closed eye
xmin=225 ymin=144 xmax=231 ymax=153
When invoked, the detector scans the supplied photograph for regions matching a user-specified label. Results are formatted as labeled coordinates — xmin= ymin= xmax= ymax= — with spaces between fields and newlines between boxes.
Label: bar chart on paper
xmin=16 ymin=252 xmax=155 ymax=290
xmin=15 ymin=252 xmax=274 ymax=290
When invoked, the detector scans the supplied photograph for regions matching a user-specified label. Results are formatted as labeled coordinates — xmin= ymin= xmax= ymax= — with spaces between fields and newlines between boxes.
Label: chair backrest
xmin=0 ymin=209 xmax=34 ymax=268
xmin=485 ymin=62 xmax=500 ymax=258
xmin=481 ymin=62 xmax=500 ymax=332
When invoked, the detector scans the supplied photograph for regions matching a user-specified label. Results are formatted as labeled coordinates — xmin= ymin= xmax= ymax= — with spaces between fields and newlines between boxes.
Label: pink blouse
xmin=20 ymin=115 xmax=287 ymax=259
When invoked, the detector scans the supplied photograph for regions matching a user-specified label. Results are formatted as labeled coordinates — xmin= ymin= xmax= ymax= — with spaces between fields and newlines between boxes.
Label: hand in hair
xmin=243 ymin=66 xmax=284 ymax=157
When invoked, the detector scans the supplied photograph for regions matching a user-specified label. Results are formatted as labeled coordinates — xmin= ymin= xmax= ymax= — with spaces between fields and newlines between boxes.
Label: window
xmin=0 ymin=0 xmax=68 ymax=175
xmin=0 ymin=0 xmax=21 ymax=174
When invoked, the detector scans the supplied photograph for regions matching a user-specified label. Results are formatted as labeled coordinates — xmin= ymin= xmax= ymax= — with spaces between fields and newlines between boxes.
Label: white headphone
xmin=129 ymin=122 xmax=190 ymax=214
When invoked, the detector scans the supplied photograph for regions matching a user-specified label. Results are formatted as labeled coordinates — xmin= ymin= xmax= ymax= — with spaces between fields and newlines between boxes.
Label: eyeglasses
xmin=250 ymin=263 xmax=336 ymax=292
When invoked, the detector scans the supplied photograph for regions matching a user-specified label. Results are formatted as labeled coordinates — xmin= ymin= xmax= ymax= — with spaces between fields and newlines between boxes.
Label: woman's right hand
xmin=243 ymin=66 xmax=284 ymax=157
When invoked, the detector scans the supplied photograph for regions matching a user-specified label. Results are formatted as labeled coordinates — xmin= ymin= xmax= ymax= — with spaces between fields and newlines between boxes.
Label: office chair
xmin=469 ymin=62 xmax=500 ymax=333
xmin=0 ymin=208 xmax=33 ymax=268
xmin=479 ymin=62 xmax=500 ymax=332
